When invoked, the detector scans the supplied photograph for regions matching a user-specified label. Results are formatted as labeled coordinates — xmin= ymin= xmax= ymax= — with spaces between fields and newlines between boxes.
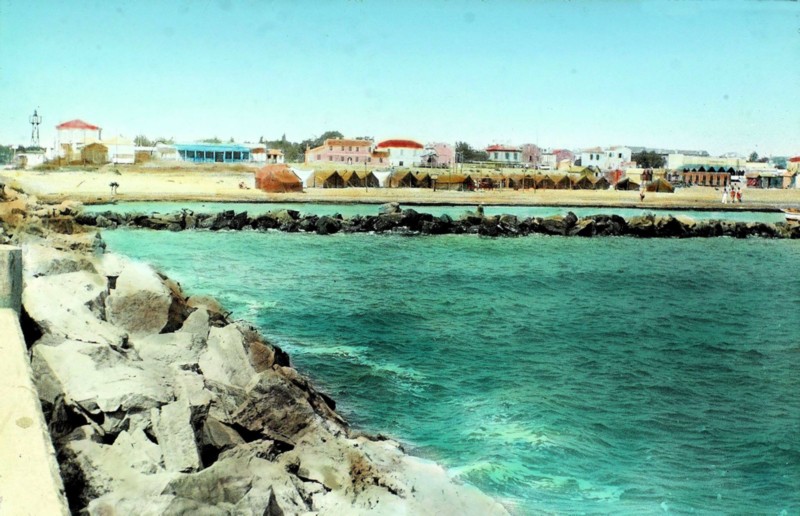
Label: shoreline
xmin=3 ymin=168 xmax=799 ymax=213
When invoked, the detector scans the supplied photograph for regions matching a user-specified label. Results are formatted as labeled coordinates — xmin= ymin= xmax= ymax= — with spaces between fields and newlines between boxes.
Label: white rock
xmin=130 ymin=332 xmax=205 ymax=365
xmin=106 ymin=261 xmax=172 ymax=336
xmin=23 ymin=271 xmax=127 ymax=346
xmin=31 ymin=339 xmax=173 ymax=414
xmin=178 ymin=308 xmax=210 ymax=340
xmin=198 ymin=324 xmax=257 ymax=389
xmin=151 ymin=399 xmax=202 ymax=473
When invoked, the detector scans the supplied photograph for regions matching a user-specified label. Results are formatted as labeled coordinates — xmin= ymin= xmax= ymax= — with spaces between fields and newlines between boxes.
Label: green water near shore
xmin=103 ymin=229 xmax=800 ymax=514
xmin=85 ymin=201 xmax=786 ymax=223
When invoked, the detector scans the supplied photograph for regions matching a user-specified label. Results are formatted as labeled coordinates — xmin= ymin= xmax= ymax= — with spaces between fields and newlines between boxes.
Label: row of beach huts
xmin=254 ymin=164 xmax=676 ymax=193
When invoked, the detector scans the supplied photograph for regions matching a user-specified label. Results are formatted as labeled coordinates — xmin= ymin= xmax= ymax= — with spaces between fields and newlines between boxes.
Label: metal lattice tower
xmin=29 ymin=109 xmax=42 ymax=147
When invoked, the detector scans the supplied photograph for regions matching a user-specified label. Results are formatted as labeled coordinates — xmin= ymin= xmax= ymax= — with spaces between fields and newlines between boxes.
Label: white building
xmin=486 ymin=145 xmax=522 ymax=164
xmin=375 ymin=139 xmax=425 ymax=167
xmin=538 ymin=150 xmax=558 ymax=170
xmin=581 ymin=146 xmax=633 ymax=171
xmin=666 ymin=153 xmax=746 ymax=171
xmin=99 ymin=136 xmax=135 ymax=164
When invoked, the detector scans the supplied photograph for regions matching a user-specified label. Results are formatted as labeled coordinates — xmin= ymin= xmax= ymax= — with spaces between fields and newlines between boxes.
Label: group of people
xmin=722 ymin=185 xmax=743 ymax=204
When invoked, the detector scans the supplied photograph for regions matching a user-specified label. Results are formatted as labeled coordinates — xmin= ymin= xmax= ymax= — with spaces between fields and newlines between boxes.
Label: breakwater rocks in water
xmin=0 ymin=190 xmax=507 ymax=515
xmin=77 ymin=202 xmax=800 ymax=238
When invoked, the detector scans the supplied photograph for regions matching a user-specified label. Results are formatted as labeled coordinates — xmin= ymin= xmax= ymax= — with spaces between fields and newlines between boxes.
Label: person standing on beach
xmin=722 ymin=185 xmax=728 ymax=204
xmin=737 ymin=187 xmax=743 ymax=203
xmin=639 ymin=189 xmax=645 ymax=202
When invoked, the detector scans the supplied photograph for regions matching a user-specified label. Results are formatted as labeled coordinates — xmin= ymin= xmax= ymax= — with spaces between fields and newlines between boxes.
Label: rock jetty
xmin=76 ymin=202 xmax=800 ymax=239
xmin=1 ymin=187 xmax=508 ymax=514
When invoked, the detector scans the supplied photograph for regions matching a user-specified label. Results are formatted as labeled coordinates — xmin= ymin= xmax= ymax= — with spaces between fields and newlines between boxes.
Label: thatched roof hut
xmin=591 ymin=176 xmax=611 ymax=190
xmin=614 ymin=177 xmax=640 ymax=191
xmin=507 ymin=174 xmax=535 ymax=189
xmin=434 ymin=174 xmax=474 ymax=191
xmin=550 ymin=174 xmax=571 ymax=190
xmin=534 ymin=174 xmax=555 ymax=189
xmin=645 ymin=177 xmax=675 ymax=193
xmin=255 ymin=164 xmax=303 ymax=193
xmin=387 ymin=170 xmax=418 ymax=188
xmin=414 ymin=172 xmax=433 ymax=188
xmin=306 ymin=170 xmax=345 ymax=188
xmin=572 ymin=175 xmax=594 ymax=190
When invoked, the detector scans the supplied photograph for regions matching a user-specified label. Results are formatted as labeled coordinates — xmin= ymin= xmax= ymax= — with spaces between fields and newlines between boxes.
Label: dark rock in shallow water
xmin=373 ymin=214 xmax=401 ymax=232
xmin=252 ymin=214 xmax=279 ymax=231
xmin=539 ymin=216 xmax=566 ymax=236
xmin=315 ymin=216 xmax=342 ymax=235
xmin=569 ymin=219 xmax=595 ymax=237
xmin=229 ymin=211 xmax=250 ymax=230
xmin=378 ymin=202 xmax=401 ymax=215
xmin=298 ymin=215 xmax=318 ymax=232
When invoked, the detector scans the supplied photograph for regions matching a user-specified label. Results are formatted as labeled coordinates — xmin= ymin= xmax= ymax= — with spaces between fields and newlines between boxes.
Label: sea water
xmin=103 ymin=229 xmax=800 ymax=514
xmin=85 ymin=201 xmax=787 ymax=224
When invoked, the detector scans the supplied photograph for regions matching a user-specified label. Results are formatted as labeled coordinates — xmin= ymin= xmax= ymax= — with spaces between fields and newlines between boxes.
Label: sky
xmin=1 ymin=0 xmax=798 ymax=156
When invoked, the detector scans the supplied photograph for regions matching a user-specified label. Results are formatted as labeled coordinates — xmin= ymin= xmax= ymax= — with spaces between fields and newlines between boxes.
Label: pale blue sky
xmin=1 ymin=0 xmax=798 ymax=156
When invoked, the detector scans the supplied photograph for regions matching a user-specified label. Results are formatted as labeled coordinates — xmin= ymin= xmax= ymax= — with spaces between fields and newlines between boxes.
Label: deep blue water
xmin=103 ymin=229 xmax=800 ymax=514
xmin=85 ymin=201 xmax=786 ymax=224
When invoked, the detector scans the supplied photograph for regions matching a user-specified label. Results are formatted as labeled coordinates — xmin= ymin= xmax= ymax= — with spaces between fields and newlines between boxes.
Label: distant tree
xmin=201 ymin=137 xmax=222 ymax=144
xmin=772 ymin=156 xmax=787 ymax=169
xmin=311 ymin=130 xmax=344 ymax=148
xmin=631 ymin=150 xmax=665 ymax=168
xmin=134 ymin=135 xmax=154 ymax=147
xmin=0 ymin=145 xmax=14 ymax=164
xmin=153 ymin=136 xmax=174 ymax=145
xmin=228 ymin=137 xmax=235 ymax=143
xmin=455 ymin=141 xmax=488 ymax=162
xmin=749 ymin=151 xmax=759 ymax=162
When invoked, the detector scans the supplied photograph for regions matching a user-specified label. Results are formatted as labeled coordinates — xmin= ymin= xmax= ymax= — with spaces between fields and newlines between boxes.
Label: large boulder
xmin=198 ymin=324 xmax=258 ymax=389
xmin=106 ymin=261 xmax=172 ymax=336
xmin=378 ymin=202 xmax=401 ymax=215
xmin=23 ymin=271 xmax=127 ymax=347
xmin=151 ymin=399 xmax=202 ymax=473
xmin=31 ymin=339 xmax=174 ymax=416
xmin=22 ymin=241 xmax=97 ymax=277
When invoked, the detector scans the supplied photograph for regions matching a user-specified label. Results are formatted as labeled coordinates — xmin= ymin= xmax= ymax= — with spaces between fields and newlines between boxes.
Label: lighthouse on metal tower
xmin=29 ymin=109 xmax=42 ymax=147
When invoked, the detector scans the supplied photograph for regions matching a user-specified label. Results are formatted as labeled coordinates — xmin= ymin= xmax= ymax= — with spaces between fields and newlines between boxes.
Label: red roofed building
xmin=787 ymin=156 xmax=800 ymax=175
xmin=375 ymin=139 xmax=425 ymax=167
xmin=486 ymin=144 xmax=522 ymax=164
xmin=56 ymin=119 xmax=102 ymax=161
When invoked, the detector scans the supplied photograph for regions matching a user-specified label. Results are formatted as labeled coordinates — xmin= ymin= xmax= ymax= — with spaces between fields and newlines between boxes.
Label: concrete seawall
xmin=0 ymin=246 xmax=69 ymax=515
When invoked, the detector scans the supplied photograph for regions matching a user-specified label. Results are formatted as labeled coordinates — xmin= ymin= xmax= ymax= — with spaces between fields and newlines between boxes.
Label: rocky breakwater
xmin=77 ymin=202 xmax=800 ymax=239
xmin=1 ymin=188 xmax=508 ymax=515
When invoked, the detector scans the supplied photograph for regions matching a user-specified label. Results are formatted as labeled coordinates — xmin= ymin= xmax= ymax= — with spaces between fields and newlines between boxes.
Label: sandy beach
xmin=3 ymin=164 xmax=799 ymax=211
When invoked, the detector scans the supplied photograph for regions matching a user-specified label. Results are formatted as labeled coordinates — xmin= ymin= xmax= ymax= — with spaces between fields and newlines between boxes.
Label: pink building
xmin=521 ymin=144 xmax=540 ymax=166
xmin=305 ymin=138 xmax=374 ymax=164
xmin=421 ymin=142 xmax=454 ymax=167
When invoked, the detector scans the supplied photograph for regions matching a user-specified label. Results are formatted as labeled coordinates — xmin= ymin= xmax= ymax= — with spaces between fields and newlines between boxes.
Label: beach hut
xmin=388 ymin=170 xmax=418 ymax=188
xmin=255 ymin=164 xmax=303 ymax=193
xmin=81 ymin=142 xmax=108 ymax=165
xmin=645 ymin=177 xmax=675 ymax=193
xmin=572 ymin=175 xmax=594 ymax=190
xmin=415 ymin=172 xmax=433 ymax=188
xmin=534 ymin=174 xmax=555 ymax=189
xmin=505 ymin=173 xmax=533 ymax=189
xmin=614 ymin=177 xmax=640 ymax=191
xmin=434 ymin=174 xmax=474 ymax=191
xmin=591 ymin=176 xmax=611 ymax=190
xmin=341 ymin=170 xmax=380 ymax=188
xmin=306 ymin=170 xmax=345 ymax=188
xmin=550 ymin=174 xmax=571 ymax=190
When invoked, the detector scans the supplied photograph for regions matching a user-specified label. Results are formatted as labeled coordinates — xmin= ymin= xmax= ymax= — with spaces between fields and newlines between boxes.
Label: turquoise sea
xmin=102 ymin=228 xmax=800 ymax=514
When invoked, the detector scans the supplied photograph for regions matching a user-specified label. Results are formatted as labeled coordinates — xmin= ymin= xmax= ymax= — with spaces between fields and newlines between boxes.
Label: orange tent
xmin=255 ymin=164 xmax=303 ymax=193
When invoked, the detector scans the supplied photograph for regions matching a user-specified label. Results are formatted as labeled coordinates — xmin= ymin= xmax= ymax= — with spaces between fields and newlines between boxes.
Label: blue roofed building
xmin=174 ymin=143 xmax=251 ymax=163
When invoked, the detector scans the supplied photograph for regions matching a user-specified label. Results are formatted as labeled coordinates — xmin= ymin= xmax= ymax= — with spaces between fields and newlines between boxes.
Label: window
xmin=233 ymin=151 xmax=241 ymax=160
xmin=316 ymin=154 xmax=321 ymax=160
xmin=505 ymin=152 xmax=510 ymax=159
xmin=349 ymin=146 xmax=352 ymax=151
xmin=618 ymin=153 xmax=622 ymax=158
xmin=341 ymin=146 xmax=344 ymax=151
xmin=355 ymin=157 xmax=359 ymax=162
xmin=329 ymin=146 xmax=332 ymax=151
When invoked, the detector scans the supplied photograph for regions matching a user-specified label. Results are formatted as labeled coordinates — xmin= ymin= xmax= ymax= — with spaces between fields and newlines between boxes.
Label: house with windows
xmin=305 ymin=138 xmax=374 ymax=165
xmin=486 ymin=144 xmax=522 ymax=164
xmin=580 ymin=146 xmax=633 ymax=171
xmin=420 ymin=142 xmax=454 ymax=167
xmin=174 ymin=143 xmax=251 ymax=163
xmin=375 ymin=139 xmax=425 ymax=167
